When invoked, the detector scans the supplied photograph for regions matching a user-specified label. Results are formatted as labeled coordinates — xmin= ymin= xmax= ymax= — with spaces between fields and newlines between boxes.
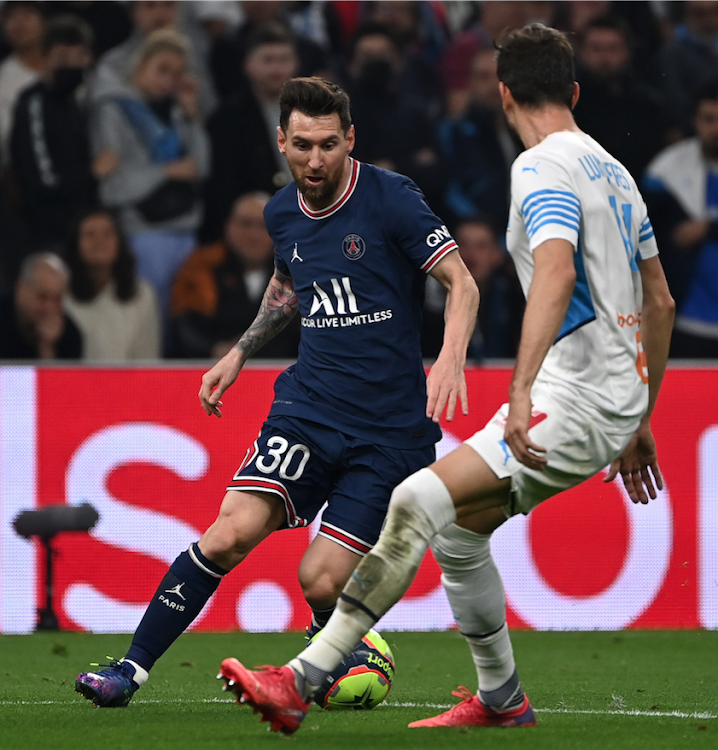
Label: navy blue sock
xmin=125 ymin=543 xmax=227 ymax=672
xmin=310 ymin=606 xmax=335 ymax=631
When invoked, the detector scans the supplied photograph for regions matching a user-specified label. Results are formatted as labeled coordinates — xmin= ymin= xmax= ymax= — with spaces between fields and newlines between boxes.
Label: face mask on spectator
xmin=52 ymin=66 xmax=85 ymax=96
xmin=358 ymin=59 xmax=395 ymax=93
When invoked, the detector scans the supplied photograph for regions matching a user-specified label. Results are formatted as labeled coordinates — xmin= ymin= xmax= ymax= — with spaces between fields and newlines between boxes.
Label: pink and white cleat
xmin=408 ymin=686 xmax=536 ymax=728
xmin=218 ymin=658 xmax=311 ymax=735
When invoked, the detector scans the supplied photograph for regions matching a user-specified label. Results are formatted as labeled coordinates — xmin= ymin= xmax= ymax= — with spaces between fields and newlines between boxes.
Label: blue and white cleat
xmin=75 ymin=659 xmax=140 ymax=708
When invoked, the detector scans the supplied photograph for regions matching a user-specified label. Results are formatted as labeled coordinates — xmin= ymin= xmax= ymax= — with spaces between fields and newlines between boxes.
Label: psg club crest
xmin=342 ymin=234 xmax=366 ymax=260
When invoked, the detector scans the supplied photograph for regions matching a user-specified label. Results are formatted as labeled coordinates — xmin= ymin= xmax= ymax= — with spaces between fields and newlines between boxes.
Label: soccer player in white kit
xmin=218 ymin=24 xmax=676 ymax=734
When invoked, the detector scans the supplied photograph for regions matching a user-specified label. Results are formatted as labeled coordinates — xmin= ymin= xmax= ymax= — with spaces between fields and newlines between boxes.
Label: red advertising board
xmin=0 ymin=365 xmax=717 ymax=633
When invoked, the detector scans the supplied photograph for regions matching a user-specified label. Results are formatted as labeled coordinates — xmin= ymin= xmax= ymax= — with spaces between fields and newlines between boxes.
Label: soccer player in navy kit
xmin=75 ymin=77 xmax=479 ymax=707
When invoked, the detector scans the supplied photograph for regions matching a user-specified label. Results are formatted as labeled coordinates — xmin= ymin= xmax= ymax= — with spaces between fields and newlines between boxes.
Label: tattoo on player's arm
xmin=233 ymin=270 xmax=299 ymax=357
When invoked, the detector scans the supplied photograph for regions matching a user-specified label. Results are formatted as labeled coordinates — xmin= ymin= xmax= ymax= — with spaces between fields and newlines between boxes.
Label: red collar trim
xmin=297 ymin=158 xmax=360 ymax=220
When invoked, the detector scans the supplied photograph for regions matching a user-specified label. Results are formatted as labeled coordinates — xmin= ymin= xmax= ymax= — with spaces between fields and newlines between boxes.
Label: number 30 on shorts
xmin=254 ymin=437 xmax=311 ymax=481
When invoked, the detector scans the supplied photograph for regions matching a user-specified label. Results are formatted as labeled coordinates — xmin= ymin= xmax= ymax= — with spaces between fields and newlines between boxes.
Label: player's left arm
xmin=505 ymin=238 xmax=576 ymax=470
xmin=604 ymin=255 xmax=675 ymax=503
xmin=426 ymin=251 xmax=480 ymax=422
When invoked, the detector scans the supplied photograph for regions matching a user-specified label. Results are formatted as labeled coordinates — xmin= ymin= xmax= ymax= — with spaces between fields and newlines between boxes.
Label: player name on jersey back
xmin=508 ymin=131 xmax=659 ymax=419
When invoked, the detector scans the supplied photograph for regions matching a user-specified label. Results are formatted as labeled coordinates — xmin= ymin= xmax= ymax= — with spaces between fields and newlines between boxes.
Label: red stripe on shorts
xmin=319 ymin=523 xmax=373 ymax=555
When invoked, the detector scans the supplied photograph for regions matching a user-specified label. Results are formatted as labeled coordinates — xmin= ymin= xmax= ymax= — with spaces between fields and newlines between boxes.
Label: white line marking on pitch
xmin=388 ymin=702 xmax=717 ymax=719
xmin=1 ymin=698 xmax=715 ymax=719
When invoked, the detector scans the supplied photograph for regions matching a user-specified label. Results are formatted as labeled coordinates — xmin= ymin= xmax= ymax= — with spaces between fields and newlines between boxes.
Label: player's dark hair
xmin=41 ymin=13 xmax=93 ymax=55
xmin=279 ymin=77 xmax=352 ymax=134
xmin=245 ymin=21 xmax=296 ymax=58
xmin=65 ymin=209 xmax=138 ymax=302
xmin=496 ymin=24 xmax=575 ymax=109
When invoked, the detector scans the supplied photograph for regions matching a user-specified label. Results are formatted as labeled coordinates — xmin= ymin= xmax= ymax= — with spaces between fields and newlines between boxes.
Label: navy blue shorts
xmin=228 ymin=415 xmax=435 ymax=555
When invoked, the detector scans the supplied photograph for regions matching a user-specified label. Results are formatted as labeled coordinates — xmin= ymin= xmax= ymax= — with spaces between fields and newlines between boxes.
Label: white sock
xmin=431 ymin=524 xmax=522 ymax=709
xmin=120 ymin=659 xmax=149 ymax=686
xmin=289 ymin=607 xmax=375 ymax=697
xmin=289 ymin=468 xmax=456 ymax=696
xmin=431 ymin=524 xmax=507 ymax=641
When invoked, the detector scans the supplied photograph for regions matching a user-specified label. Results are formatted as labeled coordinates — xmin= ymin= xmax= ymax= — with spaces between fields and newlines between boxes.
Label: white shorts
xmin=464 ymin=381 xmax=641 ymax=516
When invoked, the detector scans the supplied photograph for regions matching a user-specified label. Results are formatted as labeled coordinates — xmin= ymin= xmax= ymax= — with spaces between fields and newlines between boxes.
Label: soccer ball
xmin=311 ymin=628 xmax=395 ymax=710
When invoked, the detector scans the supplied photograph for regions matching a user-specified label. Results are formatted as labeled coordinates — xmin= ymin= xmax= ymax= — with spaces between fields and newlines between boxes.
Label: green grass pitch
xmin=1 ymin=630 xmax=716 ymax=750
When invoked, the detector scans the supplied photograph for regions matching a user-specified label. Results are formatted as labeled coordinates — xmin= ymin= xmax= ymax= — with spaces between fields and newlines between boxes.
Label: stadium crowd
xmin=0 ymin=0 xmax=715 ymax=361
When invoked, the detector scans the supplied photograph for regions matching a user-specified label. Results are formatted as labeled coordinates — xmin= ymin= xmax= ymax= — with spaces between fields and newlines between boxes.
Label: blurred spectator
xmin=553 ymin=2 xmax=666 ymax=87
xmin=440 ymin=1 xmax=551 ymax=115
xmin=644 ymin=80 xmax=718 ymax=358
xmin=0 ymin=1 xmax=45 ymax=161
xmin=554 ymin=0 xmax=613 ymax=34
xmin=201 ymin=22 xmax=297 ymax=242
xmin=343 ymin=22 xmax=445 ymax=211
xmin=606 ymin=1 xmax=666 ymax=87
xmin=45 ymin=1 xmax=132 ymax=59
xmin=285 ymin=0 xmax=343 ymax=59
xmin=660 ymin=0 xmax=718 ymax=134
xmin=422 ymin=217 xmax=523 ymax=361
xmin=573 ymin=14 xmax=667 ymax=181
xmin=91 ymin=28 xmax=210 ymax=333
xmin=210 ymin=1 xmax=327 ymax=101
xmin=0 ymin=251 xmax=82 ymax=359
xmin=91 ymin=0 xmax=217 ymax=120
xmin=183 ymin=1 xmax=241 ymax=44
xmin=172 ymin=192 xmax=300 ymax=359
xmin=64 ymin=209 xmax=161 ymax=360
xmin=438 ymin=47 xmax=518 ymax=230
xmin=361 ymin=0 xmax=447 ymax=116
xmin=9 ymin=13 xmax=97 ymax=252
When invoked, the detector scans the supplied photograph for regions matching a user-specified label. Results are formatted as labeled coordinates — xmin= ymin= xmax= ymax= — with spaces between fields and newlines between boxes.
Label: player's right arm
xmin=505 ymin=238 xmax=577 ymax=470
xmin=604 ymin=255 xmax=675 ymax=503
xmin=198 ymin=268 xmax=299 ymax=417
xmin=503 ymin=153 xmax=581 ymax=469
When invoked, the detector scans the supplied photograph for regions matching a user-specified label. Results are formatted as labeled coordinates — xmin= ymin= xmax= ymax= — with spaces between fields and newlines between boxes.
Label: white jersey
xmin=507 ymin=130 xmax=659 ymax=419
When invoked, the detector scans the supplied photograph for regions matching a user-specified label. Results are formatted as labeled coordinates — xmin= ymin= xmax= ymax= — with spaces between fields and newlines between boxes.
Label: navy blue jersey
xmin=264 ymin=159 xmax=457 ymax=448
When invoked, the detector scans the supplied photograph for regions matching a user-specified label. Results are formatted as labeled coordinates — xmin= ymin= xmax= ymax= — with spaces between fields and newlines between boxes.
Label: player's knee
xmin=386 ymin=468 xmax=454 ymax=539
xmin=201 ymin=494 xmax=283 ymax=568
xmin=431 ymin=525 xmax=492 ymax=577
xmin=300 ymin=571 xmax=343 ymax=609
xmin=387 ymin=470 xmax=430 ymax=521
xmin=200 ymin=521 xmax=256 ymax=569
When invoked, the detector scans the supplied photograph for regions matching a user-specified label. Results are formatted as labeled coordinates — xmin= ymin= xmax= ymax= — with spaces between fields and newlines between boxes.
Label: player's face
xmin=278 ymin=111 xmax=355 ymax=209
